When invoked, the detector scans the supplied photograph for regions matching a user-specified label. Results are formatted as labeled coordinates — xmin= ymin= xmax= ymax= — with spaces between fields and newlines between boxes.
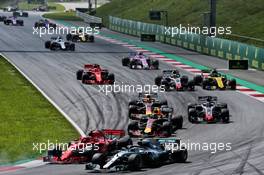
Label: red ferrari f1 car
xmin=76 ymin=64 xmax=115 ymax=84
xmin=43 ymin=130 xmax=132 ymax=164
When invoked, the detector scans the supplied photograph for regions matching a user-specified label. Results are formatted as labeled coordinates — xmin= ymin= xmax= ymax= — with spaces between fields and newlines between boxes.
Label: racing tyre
xmin=188 ymin=108 xmax=197 ymax=123
xmin=82 ymin=74 xmax=90 ymax=84
xmin=171 ymin=115 xmax=183 ymax=130
xmin=89 ymin=35 xmax=94 ymax=42
xmin=34 ymin=22 xmax=39 ymax=28
xmin=161 ymin=122 xmax=172 ymax=136
xmin=229 ymin=79 xmax=236 ymax=90
xmin=155 ymin=76 xmax=162 ymax=86
xmin=91 ymin=153 xmax=106 ymax=169
xmin=188 ymin=80 xmax=195 ymax=91
xmin=66 ymin=34 xmax=72 ymax=41
xmin=193 ymin=75 xmax=203 ymax=85
xmin=50 ymin=43 xmax=57 ymax=50
xmin=221 ymin=109 xmax=230 ymax=123
xmin=45 ymin=41 xmax=51 ymax=49
xmin=128 ymin=154 xmax=142 ymax=171
xmin=128 ymin=100 xmax=137 ymax=106
xmin=152 ymin=60 xmax=159 ymax=69
xmin=128 ymin=106 xmax=138 ymax=120
xmin=127 ymin=121 xmax=139 ymax=136
xmin=107 ymin=73 xmax=115 ymax=84
xmin=72 ymin=36 xmax=78 ymax=42
xmin=171 ymin=149 xmax=188 ymax=163
xmin=76 ymin=70 xmax=83 ymax=80
xmin=122 ymin=57 xmax=130 ymax=66
xmin=69 ymin=44 xmax=75 ymax=51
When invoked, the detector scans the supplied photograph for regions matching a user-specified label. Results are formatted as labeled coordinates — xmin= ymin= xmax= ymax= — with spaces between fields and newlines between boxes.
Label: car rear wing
xmin=102 ymin=129 xmax=125 ymax=139
xmin=198 ymin=96 xmax=217 ymax=102
xmin=138 ymin=92 xmax=158 ymax=99
xmin=162 ymin=70 xmax=179 ymax=74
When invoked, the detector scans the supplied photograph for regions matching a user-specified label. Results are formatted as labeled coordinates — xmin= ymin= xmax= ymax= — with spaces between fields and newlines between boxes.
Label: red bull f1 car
xmin=127 ymin=108 xmax=183 ymax=137
xmin=187 ymin=96 xmax=230 ymax=123
xmin=128 ymin=93 xmax=168 ymax=119
xmin=43 ymin=129 xmax=132 ymax=164
xmin=155 ymin=70 xmax=195 ymax=91
xmin=86 ymin=138 xmax=187 ymax=172
xmin=193 ymin=69 xmax=236 ymax=90
xmin=122 ymin=52 xmax=159 ymax=69
xmin=76 ymin=64 xmax=115 ymax=84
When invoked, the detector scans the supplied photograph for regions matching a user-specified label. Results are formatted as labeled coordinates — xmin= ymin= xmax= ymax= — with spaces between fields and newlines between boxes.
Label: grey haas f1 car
xmin=13 ymin=11 xmax=28 ymax=17
xmin=86 ymin=138 xmax=187 ymax=172
xmin=45 ymin=36 xmax=75 ymax=51
xmin=155 ymin=70 xmax=195 ymax=91
xmin=122 ymin=52 xmax=159 ymax=69
xmin=188 ymin=96 xmax=230 ymax=123
xmin=3 ymin=16 xmax=23 ymax=26
xmin=66 ymin=30 xmax=94 ymax=42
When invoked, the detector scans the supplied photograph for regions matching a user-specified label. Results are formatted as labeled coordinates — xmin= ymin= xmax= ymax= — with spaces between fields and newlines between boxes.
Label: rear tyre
xmin=45 ymin=41 xmax=51 ymax=49
xmin=127 ymin=154 xmax=142 ymax=171
xmin=221 ymin=109 xmax=230 ymax=123
xmin=171 ymin=149 xmax=188 ymax=163
xmin=171 ymin=115 xmax=183 ymax=130
xmin=188 ymin=108 xmax=197 ymax=123
xmin=155 ymin=76 xmax=162 ymax=86
xmin=122 ymin=57 xmax=130 ymax=66
xmin=76 ymin=70 xmax=83 ymax=80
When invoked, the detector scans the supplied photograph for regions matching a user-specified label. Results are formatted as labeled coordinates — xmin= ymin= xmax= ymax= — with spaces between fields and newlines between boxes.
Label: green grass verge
xmin=43 ymin=11 xmax=83 ymax=21
xmin=18 ymin=2 xmax=65 ymax=11
xmin=0 ymin=55 xmax=79 ymax=164
xmin=96 ymin=0 xmax=264 ymax=47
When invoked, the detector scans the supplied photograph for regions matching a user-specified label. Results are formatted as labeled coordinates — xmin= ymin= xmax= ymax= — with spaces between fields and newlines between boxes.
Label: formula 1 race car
xmin=13 ymin=11 xmax=28 ymax=17
xmin=76 ymin=64 xmax=115 ymax=84
xmin=128 ymin=93 xmax=168 ymax=119
xmin=34 ymin=19 xmax=56 ymax=29
xmin=45 ymin=36 xmax=75 ymax=51
xmin=187 ymin=96 xmax=230 ymax=123
xmin=33 ymin=5 xmax=48 ymax=12
xmin=3 ymin=17 xmax=23 ymax=26
xmin=86 ymin=138 xmax=187 ymax=171
xmin=127 ymin=108 xmax=183 ymax=137
xmin=193 ymin=69 xmax=236 ymax=90
xmin=66 ymin=30 xmax=95 ymax=42
xmin=122 ymin=52 xmax=159 ymax=69
xmin=43 ymin=130 xmax=132 ymax=164
xmin=0 ymin=16 xmax=7 ymax=22
xmin=3 ymin=6 xmax=18 ymax=12
xmin=155 ymin=70 xmax=195 ymax=91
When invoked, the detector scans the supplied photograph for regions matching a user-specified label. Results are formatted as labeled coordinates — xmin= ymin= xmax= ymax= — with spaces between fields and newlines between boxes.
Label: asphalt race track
xmin=1 ymin=12 xmax=264 ymax=175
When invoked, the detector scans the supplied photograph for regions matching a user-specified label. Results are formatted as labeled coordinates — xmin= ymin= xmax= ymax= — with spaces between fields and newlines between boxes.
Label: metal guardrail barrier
xmin=76 ymin=10 xmax=102 ymax=24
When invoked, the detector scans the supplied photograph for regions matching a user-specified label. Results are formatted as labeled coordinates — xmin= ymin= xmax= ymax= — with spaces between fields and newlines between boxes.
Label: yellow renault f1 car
xmin=66 ymin=30 xmax=94 ymax=42
xmin=193 ymin=69 xmax=236 ymax=90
